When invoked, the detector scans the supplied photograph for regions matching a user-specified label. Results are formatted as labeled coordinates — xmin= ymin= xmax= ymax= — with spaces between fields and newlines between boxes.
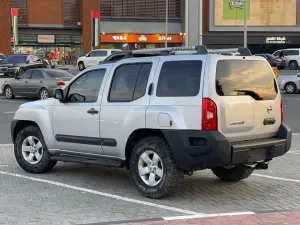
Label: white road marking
xmin=163 ymin=211 xmax=255 ymax=220
xmin=292 ymin=133 xmax=300 ymax=136
xmin=0 ymin=170 xmax=202 ymax=216
xmin=4 ymin=111 xmax=16 ymax=114
xmin=0 ymin=144 xmax=13 ymax=147
xmin=289 ymin=150 xmax=300 ymax=153
xmin=253 ymin=174 xmax=300 ymax=183
xmin=282 ymin=98 xmax=300 ymax=100
xmin=0 ymin=99 xmax=27 ymax=103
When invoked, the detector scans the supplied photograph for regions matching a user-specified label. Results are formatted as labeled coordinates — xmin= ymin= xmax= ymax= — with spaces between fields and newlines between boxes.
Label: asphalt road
xmin=0 ymin=69 xmax=300 ymax=224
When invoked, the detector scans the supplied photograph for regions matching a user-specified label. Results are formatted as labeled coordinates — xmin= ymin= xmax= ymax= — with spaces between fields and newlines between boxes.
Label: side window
xmin=109 ymin=63 xmax=152 ymax=102
xmin=67 ymin=69 xmax=106 ymax=103
xmin=285 ymin=50 xmax=299 ymax=56
xmin=156 ymin=60 xmax=202 ymax=97
xmin=95 ymin=51 xmax=108 ymax=57
xmin=273 ymin=51 xmax=279 ymax=57
xmin=107 ymin=54 xmax=125 ymax=62
xmin=89 ymin=51 xmax=96 ymax=57
xmin=19 ymin=70 xmax=32 ymax=79
xmin=31 ymin=70 xmax=44 ymax=79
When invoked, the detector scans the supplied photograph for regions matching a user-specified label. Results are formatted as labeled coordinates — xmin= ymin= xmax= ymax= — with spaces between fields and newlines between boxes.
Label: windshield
xmin=46 ymin=70 xmax=73 ymax=78
xmin=3 ymin=55 xmax=27 ymax=63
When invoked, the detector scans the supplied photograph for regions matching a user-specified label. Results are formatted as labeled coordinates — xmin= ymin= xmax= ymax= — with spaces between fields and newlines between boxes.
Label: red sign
xmin=11 ymin=8 xmax=19 ymax=17
xmin=101 ymin=34 xmax=183 ymax=43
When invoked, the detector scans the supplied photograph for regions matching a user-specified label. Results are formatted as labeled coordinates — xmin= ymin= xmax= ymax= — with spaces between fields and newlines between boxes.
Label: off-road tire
xmin=130 ymin=136 xmax=183 ymax=199
xmin=212 ymin=165 xmax=254 ymax=182
xmin=14 ymin=125 xmax=57 ymax=174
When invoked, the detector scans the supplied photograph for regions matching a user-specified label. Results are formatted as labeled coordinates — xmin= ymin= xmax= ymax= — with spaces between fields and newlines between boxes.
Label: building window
xmin=100 ymin=0 xmax=180 ymax=19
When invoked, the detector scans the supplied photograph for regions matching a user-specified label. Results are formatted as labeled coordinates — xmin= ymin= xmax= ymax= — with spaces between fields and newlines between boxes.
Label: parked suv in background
xmin=273 ymin=49 xmax=300 ymax=70
xmin=11 ymin=46 xmax=291 ymax=199
xmin=77 ymin=49 xmax=122 ymax=71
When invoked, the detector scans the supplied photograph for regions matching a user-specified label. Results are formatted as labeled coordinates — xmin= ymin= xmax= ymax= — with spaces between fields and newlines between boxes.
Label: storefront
xmin=100 ymin=33 xmax=184 ymax=50
xmin=13 ymin=30 xmax=82 ymax=65
xmin=203 ymin=33 xmax=300 ymax=54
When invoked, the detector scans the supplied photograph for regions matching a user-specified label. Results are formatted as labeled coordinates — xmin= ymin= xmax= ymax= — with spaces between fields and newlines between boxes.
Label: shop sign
xmin=112 ymin=35 xmax=127 ymax=41
xmin=266 ymin=36 xmax=286 ymax=44
xmin=158 ymin=36 xmax=172 ymax=41
xmin=38 ymin=35 xmax=55 ymax=43
xmin=229 ymin=0 xmax=244 ymax=9
xmin=101 ymin=34 xmax=183 ymax=43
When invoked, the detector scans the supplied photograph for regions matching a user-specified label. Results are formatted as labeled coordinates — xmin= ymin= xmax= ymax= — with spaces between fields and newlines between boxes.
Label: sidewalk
xmin=114 ymin=211 xmax=300 ymax=225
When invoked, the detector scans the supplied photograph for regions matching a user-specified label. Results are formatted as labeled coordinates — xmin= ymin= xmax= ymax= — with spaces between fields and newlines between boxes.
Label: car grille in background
xmin=0 ymin=68 xmax=8 ymax=72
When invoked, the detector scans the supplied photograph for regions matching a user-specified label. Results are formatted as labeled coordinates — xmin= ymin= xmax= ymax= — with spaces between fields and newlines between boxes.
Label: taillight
xmin=202 ymin=98 xmax=217 ymax=130
xmin=280 ymin=99 xmax=284 ymax=123
xmin=57 ymin=81 xmax=65 ymax=87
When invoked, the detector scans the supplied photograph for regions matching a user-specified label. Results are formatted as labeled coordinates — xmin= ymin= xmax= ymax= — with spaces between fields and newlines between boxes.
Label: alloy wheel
xmin=138 ymin=150 xmax=164 ymax=186
xmin=40 ymin=89 xmax=48 ymax=99
xmin=21 ymin=136 xmax=44 ymax=165
xmin=5 ymin=87 xmax=12 ymax=98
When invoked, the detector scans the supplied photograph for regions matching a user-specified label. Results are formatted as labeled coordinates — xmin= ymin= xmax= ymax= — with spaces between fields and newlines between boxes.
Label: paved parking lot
xmin=0 ymin=69 xmax=300 ymax=224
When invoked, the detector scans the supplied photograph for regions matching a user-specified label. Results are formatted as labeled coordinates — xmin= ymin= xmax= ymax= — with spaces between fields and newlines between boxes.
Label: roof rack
xmin=107 ymin=45 xmax=252 ymax=62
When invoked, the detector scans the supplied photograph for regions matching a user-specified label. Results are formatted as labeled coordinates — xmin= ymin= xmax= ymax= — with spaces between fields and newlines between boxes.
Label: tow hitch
xmin=254 ymin=162 xmax=269 ymax=170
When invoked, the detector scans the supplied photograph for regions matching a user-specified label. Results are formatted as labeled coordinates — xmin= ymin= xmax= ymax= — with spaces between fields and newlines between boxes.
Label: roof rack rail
xmin=208 ymin=47 xmax=252 ymax=56
xmin=118 ymin=45 xmax=252 ymax=59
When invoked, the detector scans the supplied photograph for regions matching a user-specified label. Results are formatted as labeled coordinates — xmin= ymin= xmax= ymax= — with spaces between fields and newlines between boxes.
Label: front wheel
xmin=4 ymin=85 xmax=15 ymax=99
xmin=130 ymin=136 xmax=183 ymax=199
xmin=14 ymin=125 xmax=57 ymax=174
xmin=285 ymin=82 xmax=297 ymax=94
xmin=212 ymin=165 xmax=254 ymax=182
xmin=78 ymin=62 xmax=85 ymax=71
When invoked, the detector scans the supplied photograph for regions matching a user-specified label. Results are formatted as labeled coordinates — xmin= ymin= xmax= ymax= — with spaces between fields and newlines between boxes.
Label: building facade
xmin=0 ymin=0 xmax=185 ymax=62
xmin=203 ymin=0 xmax=300 ymax=54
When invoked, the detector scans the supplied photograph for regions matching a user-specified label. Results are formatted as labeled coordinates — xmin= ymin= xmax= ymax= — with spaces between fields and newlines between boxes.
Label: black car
xmin=255 ymin=53 xmax=286 ymax=69
xmin=0 ymin=54 xmax=47 ymax=77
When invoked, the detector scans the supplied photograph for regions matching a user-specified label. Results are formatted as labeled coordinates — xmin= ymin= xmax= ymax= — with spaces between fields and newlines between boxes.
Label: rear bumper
xmin=162 ymin=123 xmax=292 ymax=171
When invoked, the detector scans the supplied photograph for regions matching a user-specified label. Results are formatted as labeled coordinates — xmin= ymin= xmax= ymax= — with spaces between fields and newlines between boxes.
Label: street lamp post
xmin=165 ymin=0 xmax=168 ymax=48
xmin=244 ymin=0 xmax=247 ymax=48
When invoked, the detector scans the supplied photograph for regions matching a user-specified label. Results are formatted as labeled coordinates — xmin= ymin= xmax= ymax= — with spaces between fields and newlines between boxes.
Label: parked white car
xmin=273 ymin=49 xmax=300 ymax=70
xmin=280 ymin=73 xmax=300 ymax=94
xmin=77 ymin=49 xmax=122 ymax=71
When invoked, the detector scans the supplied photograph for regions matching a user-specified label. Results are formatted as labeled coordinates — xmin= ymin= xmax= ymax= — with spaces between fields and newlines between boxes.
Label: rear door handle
xmin=87 ymin=108 xmax=98 ymax=115
xmin=25 ymin=81 xmax=28 ymax=83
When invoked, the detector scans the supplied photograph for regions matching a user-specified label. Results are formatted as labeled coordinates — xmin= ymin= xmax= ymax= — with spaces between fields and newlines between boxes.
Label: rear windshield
xmin=216 ymin=60 xmax=278 ymax=100
xmin=46 ymin=70 xmax=73 ymax=78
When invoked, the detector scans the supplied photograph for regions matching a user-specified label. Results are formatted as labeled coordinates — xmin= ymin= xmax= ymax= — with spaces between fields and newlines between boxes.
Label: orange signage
xmin=38 ymin=35 xmax=55 ymax=43
xmin=101 ymin=34 xmax=183 ymax=43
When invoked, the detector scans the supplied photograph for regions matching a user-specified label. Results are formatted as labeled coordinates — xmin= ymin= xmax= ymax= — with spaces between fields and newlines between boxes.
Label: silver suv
xmin=11 ymin=46 xmax=292 ymax=199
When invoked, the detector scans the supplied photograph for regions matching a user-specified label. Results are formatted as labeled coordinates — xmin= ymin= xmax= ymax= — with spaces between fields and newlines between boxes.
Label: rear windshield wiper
xmin=233 ymin=89 xmax=263 ymax=100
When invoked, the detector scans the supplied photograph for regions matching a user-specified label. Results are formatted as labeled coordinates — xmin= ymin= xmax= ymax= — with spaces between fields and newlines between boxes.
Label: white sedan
xmin=280 ymin=73 xmax=300 ymax=94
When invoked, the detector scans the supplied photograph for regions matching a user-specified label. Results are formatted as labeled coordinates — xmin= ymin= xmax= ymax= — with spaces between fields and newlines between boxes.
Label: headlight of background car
xmin=10 ymin=67 xmax=20 ymax=72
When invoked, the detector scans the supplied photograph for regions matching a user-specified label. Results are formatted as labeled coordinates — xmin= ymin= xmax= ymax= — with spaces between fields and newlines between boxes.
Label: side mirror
xmin=26 ymin=60 xmax=30 ymax=64
xmin=86 ymin=54 xmax=90 ymax=57
xmin=54 ymin=89 xmax=64 ymax=101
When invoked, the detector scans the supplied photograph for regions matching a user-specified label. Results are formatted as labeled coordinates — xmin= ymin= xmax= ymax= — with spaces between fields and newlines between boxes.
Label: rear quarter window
xmin=216 ymin=60 xmax=278 ymax=100
xmin=156 ymin=60 xmax=202 ymax=97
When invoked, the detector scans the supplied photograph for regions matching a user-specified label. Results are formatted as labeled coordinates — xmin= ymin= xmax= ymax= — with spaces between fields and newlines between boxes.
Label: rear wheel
xmin=39 ymin=88 xmax=49 ymax=100
xmin=289 ymin=61 xmax=298 ymax=70
xmin=212 ymin=165 xmax=254 ymax=182
xmin=130 ymin=136 xmax=183 ymax=199
xmin=285 ymin=82 xmax=297 ymax=94
xmin=4 ymin=85 xmax=15 ymax=99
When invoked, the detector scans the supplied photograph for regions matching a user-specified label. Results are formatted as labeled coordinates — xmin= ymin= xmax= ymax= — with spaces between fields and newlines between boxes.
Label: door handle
xmin=25 ymin=81 xmax=28 ymax=83
xmin=87 ymin=108 xmax=98 ymax=114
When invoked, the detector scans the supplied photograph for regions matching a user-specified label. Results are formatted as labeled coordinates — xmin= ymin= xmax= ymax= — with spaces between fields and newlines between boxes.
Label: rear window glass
xmin=156 ymin=60 xmax=202 ymax=97
xmin=216 ymin=60 xmax=277 ymax=100
xmin=46 ymin=70 xmax=73 ymax=78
